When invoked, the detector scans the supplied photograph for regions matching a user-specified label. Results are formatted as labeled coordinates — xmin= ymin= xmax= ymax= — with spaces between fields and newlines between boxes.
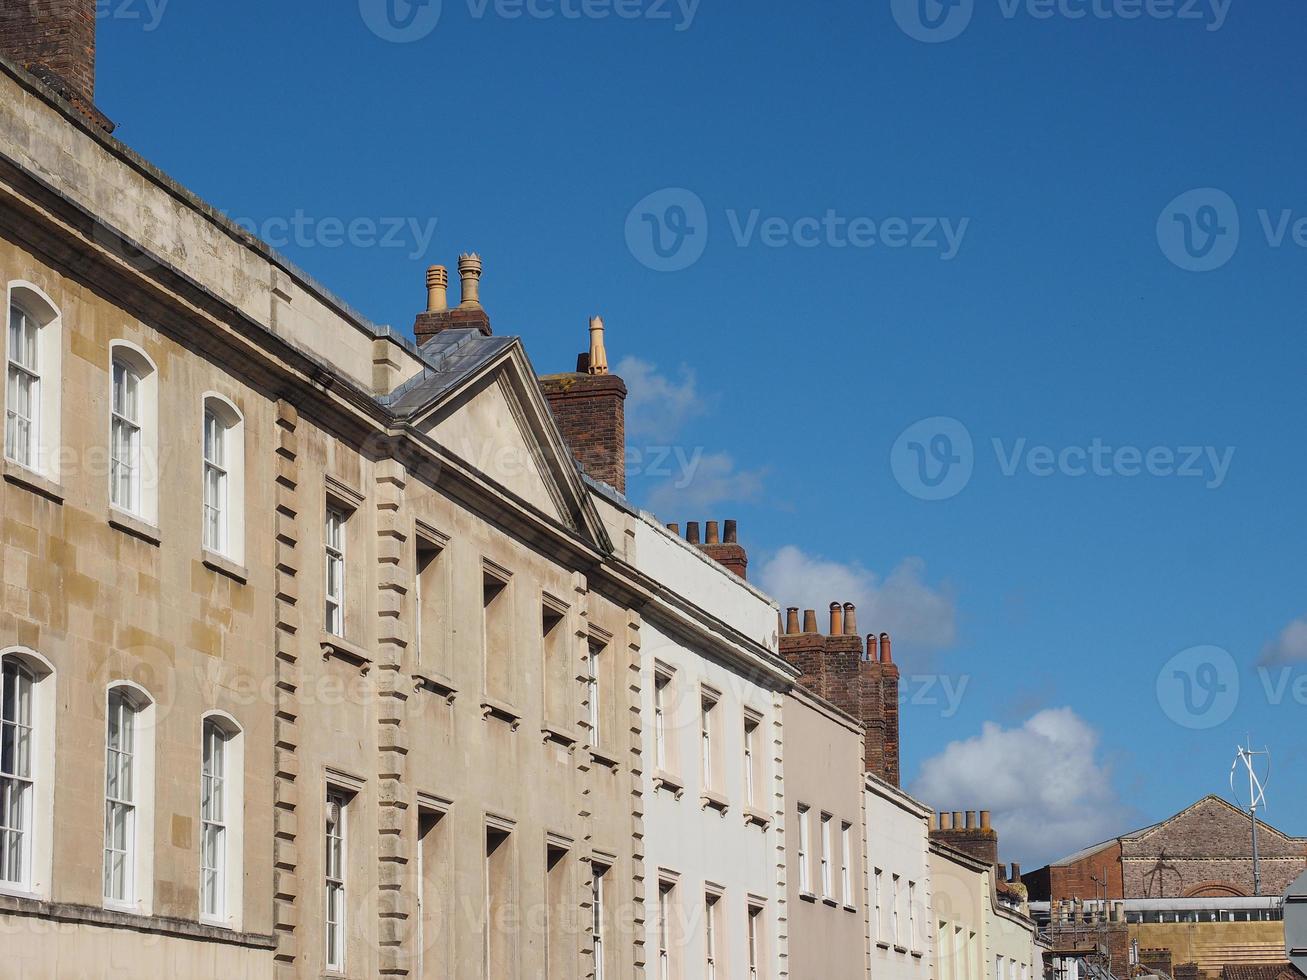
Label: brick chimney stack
xmin=929 ymin=809 xmax=1000 ymax=867
xmin=414 ymin=256 xmax=492 ymax=342
xmin=539 ymin=317 xmax=627 ymax=494
xmin=779 ymin=602 xmax=901 ymax=786
xmin=671 ymin=519 xmax=749 ymax=579
xmin=0 ymin=0 xmax=113 ymax=131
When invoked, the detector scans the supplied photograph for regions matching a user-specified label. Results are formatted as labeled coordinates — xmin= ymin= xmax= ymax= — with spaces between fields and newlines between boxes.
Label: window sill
xmin=743 ymin=805 xmax=772 ymax=829
xmin=202 ymin=550 xmax=247 ymax=583
xmin=0 ymin=893 xmax=274 ymax=948
xmin=876 ymin=941 xmax=891 ymax=950
xmin=3 ymin=460 xmax=63 ymax=503
xmin=653 ymin=770 xmax=685 ymax=800
xmin=799 ymin=891 xmax=817 ymax=904
xmin=480 ymin=696 xmax=522 ymax=730
xmin=413 ymin=671 xmax=457 ymax=703
xmin=911 ymin=950 xmax=924 ymax=959
xmin=822 ymin=896 xmax=839 ymax=908
xmin=894 ymin=945 xmax=909 ymax=955
xmin=321 ymin=634 xmax=372 ymax=674
xmin=844 ymin=903 xmax=858 ymax=914
xmin=700 ymin=790 xmax=730 ymax=815
xmin=542 ymin=723 xmax=580 ymax=748
xmin=588 ymin=745 xmax=620 ymax=770
xmin=108 ymin=508 xmax=161 ymax=545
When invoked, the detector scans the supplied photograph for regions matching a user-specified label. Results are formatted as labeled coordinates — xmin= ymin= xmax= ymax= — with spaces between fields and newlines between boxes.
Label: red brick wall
xmin=778 ymin=626 xmax=900 ymax=787
xmin=0 ymin=0 xmax=96 ymax=98
xmin=1046 ymin=843 xmax=1125 ymax=901
xmin=539 ymin=373 xmax=627 ymax=494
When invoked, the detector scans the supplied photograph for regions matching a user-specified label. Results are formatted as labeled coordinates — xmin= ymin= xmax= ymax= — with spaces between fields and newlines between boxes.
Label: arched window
xmin=5 ymin=284 xmax=62 ymax=479
xmin=104 ymin=683 xmax=155 ymax=913
xmin=109 ymin=342 xmax=159 ymax=523
xmin=0 ymin=648 xmax=53 ymax=898
xmin=202 ymin=395 xmax=244 ymax=563
xmin=200 ymin=712 xmax=244 ymax=928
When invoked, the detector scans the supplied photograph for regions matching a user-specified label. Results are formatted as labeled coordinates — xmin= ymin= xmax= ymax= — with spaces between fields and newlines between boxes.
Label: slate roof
xmin=379 ymin=329 xmax=517 ymax=418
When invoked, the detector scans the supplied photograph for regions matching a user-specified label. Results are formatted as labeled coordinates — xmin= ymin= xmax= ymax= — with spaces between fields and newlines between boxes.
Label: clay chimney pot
xmin=829 ymin=602 xmax=844 ymax=637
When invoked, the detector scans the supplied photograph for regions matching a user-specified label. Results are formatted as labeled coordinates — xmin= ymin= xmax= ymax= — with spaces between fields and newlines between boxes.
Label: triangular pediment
xmin=399 ymin=338 xmax=610 ymax=549
xmin=1128 ymin=796 xmax=1304 ymax=856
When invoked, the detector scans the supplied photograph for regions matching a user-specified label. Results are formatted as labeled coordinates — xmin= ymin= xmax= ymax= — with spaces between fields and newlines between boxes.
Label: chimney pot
xmin=666 ymin=523 xmax=680 ymax=535
xmin=706 ymin=521 xmax=720 ymax=545
xmin=929 ymin=812 xmax=938 ymax=831
xmin=829 ymin=602 xmax=844 ymax=637
xmin=940 ymin=811 xmax=953 ymax=830
xmin=457 ymin=253 xmax=483 ymax=309
xmin=686 ymin=522 xmax=701 ymax=545
xmin=980 ymin=810 xmax=992 ymax=831
xmin=786 ymin=608 xmax=800 ymax=635
xmin=802 ymin=610 xmax=818 ymax=634
xmin=724 ymin=520 xmax=738 ymax=543
xmin=880 ymin=633 xmax=893 ymax=664
xmin=587 ymin=316 xmax=609 ymax=375
xmin=1011 ymin=862 xmax=1022 ymax=882
xmin=952 ymin=811 xmax=964 ymax=830
xmin=843 ymin=602 xmax=857 ymax=636
xmin=867 ymin=634 xmax=880 ymax=662
xmin=425 ymin=265 xmax=449 ymax=313
xmin=965 ymin=811 xmax=977 ymax=830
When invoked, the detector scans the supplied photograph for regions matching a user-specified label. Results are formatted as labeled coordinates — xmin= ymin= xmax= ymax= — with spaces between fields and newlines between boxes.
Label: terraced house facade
xmin=0 ymin=5 xmax=1049 ymax=979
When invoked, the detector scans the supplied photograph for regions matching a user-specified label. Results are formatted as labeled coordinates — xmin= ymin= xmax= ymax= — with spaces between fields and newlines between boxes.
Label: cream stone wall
xmin=0 ymin=231 xmax=277 ymax=976
xmin=984 ymin=872 xmax=1040 ymax=980
xmin=867 ymin=777 xmax=936 ymax=980
xmin=931 ymin=843 xmax=987 ymax=980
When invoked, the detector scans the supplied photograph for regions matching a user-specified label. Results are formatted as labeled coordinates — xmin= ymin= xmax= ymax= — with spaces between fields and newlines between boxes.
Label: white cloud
xmin=644 ymin=451 xmax=766 ymax=513
xmin=617 ymin=355 xmax=706 ymax=442
xmin=757 ymin=546 xmax=957 ymax=657
xmin=911 ymin=708 xmax=1131 ymax=866
xmin=1260 ymin=617 xmax=1307 ymax=665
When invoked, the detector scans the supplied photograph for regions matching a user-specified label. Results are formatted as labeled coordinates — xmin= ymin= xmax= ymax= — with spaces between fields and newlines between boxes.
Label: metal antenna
xmin=1230 ymin=738 xmax=1270 ymax=897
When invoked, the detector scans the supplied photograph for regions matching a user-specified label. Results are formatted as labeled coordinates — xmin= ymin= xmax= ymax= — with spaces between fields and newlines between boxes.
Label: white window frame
xmin=891 ymin=874 xmax=901 ymax=945
xmin=657 ymin=879 xmax=675 ymax=980
xmin=587 ymin=641 xmax=602 ymax=747
xmin=747 ymin=903 xmax=765 ymax=980
xmin=700 ymin=691 xmax=718 ymax=791
xmin=103 ymin=682 xmax=155 ymax=915
xmin=324 ymin=506 xmax=347 ymax=637
xmin=0 ymin=657 xmax=33 ymax=891
xmin=200 ymin=712 xmax=244 ymax=928
xmin=5 ymin=283 xmax=62 ymax=480
xmin=325 ymin=789 xmax=349 ymax=971
xmin=797 ymin=804 xmax=811 ymax=894
xmin=840 ymin=822 xmax=852 ymax=906
xmin=592 ymin=861 xmax=609 ymax=980
xmin=653 ymin=671 xmax=668 ymax=771
xmin=820 ymin=813 xmax=833 ymax=899
xmin=202 ymin=395 xmax=244 ymax=562
xmin=704 ymin=891 xmax=720 ymax=980
xmin=0 ymin=649 xmax=53 ymax=901
xmin=873 ymin=868 xmax=883 ymax=941
xmin=108 ymin=342 xmax=159 ymax=523
xmin=908 ymin=880 xmax=917 ymax=951
xmin=743 ymin=716 xmax=758 ymax=807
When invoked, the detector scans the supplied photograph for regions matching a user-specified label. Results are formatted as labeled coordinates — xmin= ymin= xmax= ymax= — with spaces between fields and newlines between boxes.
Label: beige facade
xmin=782 ymin=686 xmax=866 ymax=980
xmin=0 ymin=53 xmax=649 ymax=979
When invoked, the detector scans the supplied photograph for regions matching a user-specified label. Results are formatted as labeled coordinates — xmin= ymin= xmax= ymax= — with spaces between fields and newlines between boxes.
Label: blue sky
xmin=98 ymin=0 xmax=1307 ymax=865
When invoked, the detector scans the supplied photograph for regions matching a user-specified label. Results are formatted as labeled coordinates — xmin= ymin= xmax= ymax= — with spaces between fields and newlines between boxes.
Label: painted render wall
xmin=866 ymin=776 xmax=936 ymax=980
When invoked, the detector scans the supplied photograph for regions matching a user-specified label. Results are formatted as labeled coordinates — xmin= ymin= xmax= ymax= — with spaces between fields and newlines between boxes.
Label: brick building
xmin=1028 ymin=797 xmax=1307 ymax=979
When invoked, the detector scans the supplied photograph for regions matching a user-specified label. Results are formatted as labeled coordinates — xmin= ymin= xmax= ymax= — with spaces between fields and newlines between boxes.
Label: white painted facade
xmin=866 ymin=775 xmax=936 ymax=980
xmin=621 ymin=507 xmax=794 ymax=980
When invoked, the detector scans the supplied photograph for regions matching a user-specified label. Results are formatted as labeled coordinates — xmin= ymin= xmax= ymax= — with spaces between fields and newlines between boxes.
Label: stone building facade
xmin=0 ymin=23 xmax=654 ymax=977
